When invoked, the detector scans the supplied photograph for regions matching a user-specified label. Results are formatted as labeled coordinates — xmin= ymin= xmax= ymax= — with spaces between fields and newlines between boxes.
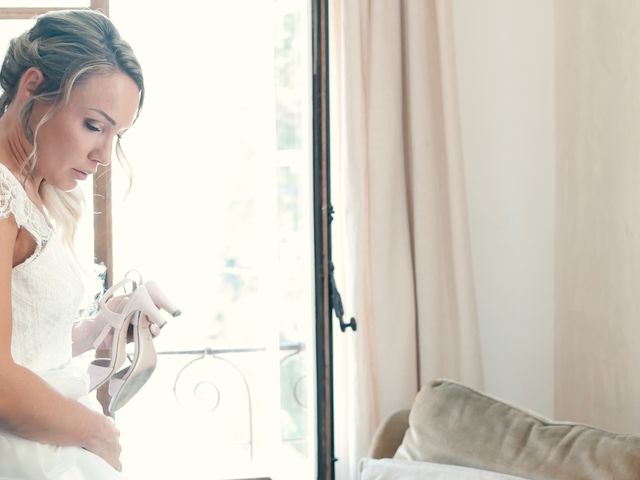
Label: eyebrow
xmin=88 ymin=108 xmax=116 ymax=126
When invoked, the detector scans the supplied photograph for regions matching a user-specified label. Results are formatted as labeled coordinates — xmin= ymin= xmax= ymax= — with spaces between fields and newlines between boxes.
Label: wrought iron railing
xmin=153 ymin=342 xmax=307 ymax=460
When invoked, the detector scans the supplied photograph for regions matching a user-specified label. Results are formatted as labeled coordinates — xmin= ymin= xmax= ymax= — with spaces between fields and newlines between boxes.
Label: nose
xmin=95 ymin=151 xmax=111 ymax=167
xmin=91 ymin=137 xmax=114 ymax=167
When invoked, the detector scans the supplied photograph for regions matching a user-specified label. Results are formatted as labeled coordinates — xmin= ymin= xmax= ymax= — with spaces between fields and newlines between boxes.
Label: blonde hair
xmin=0 ymin=9 xmax=144 ymax=248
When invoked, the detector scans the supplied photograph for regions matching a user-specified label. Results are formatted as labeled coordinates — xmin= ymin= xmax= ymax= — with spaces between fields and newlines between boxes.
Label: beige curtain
xmin=555 ymin=1 xmax=640 ymax=432
xmin=329 ymin=1 xmax=483 ymax=477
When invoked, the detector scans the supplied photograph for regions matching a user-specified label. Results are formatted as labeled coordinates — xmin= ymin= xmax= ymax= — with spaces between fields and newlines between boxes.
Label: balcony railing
xmin=148 ymin=341 xmax=307 ymax=461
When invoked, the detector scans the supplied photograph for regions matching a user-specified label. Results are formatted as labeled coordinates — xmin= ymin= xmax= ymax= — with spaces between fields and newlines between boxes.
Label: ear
xmin=16 ymin=67 xmax=45 ymax=99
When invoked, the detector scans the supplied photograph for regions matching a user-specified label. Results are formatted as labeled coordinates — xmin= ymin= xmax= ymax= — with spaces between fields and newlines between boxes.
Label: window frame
xmin=311 ymin=1 xmax=335 ymax=479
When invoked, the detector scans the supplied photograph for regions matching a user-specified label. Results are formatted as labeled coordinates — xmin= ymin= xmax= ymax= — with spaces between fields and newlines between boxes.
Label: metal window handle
xmin=329 ymin=261 xmax=357 ymax=332
xmin=339 ymin=316 xmax=357 ymax=332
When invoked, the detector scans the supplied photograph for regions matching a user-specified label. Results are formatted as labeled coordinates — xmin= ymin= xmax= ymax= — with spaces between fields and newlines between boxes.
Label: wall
xmin=452 ymin=0 xmax=555 ymax=416
xmin=555 ymin=1 xmax=640 ymax=432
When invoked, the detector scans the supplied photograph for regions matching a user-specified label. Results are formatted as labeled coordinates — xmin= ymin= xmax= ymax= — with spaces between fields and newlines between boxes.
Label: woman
xmin=0 ymin=9 xmax=146 ymax=478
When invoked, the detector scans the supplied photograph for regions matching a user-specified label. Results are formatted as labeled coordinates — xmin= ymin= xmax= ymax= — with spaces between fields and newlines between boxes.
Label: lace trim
xmin=0 ymin=163 xmax=53 ymax=262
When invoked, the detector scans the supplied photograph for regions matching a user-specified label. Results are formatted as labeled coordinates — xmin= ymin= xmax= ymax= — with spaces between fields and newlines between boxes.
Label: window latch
xmin=329 ymin=261 xmax=357 ymax=332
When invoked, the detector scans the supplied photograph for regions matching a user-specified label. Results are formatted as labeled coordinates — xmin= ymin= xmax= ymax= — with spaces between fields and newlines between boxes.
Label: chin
xmin=65 ymin=181 xmax=83 ymax=192
xmin=52 ymin=178 xmax=80 ymax=192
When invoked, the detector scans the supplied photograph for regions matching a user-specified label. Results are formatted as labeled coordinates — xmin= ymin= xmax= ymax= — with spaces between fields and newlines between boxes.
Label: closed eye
xmin=84 ymin=121 xmax=102 ymax=133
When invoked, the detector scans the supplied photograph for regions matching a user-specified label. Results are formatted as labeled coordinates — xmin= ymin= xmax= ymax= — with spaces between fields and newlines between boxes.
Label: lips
xmin=72 ymin=168 xmax=89 ymax=180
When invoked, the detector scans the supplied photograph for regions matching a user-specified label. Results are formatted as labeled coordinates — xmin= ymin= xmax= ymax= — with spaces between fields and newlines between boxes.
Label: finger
xmin=150 ymin=324 xmax=161 ymax=337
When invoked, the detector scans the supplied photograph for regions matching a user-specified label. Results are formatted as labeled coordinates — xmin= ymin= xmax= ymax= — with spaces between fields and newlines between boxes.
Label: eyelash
xmin=85 ymin=121 xmax=125 ymax=140
xmin=85 ymin=121 xmax=102 ymax=133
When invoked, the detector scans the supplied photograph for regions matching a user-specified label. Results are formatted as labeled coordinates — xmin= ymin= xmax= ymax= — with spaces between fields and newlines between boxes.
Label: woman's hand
xmin=83 ymin=411 xmax=123 ymax=471
xmin=92 ymin=295 xmax=129 ymax=351
xmin=72 ymin=295 xmax=161 ymax=356
xmin=97 ymin=296 xmax=161 ymax=348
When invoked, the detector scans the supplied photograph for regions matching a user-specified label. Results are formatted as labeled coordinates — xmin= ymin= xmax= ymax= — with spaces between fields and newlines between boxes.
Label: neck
xmin=0 ymin=112 xmax=43 ymax=189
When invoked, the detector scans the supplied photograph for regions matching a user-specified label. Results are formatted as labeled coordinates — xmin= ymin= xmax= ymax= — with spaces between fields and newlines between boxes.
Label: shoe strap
xmin=99 ymin=276 xmax=138 ymax=309
xmin=93 ymin=276 xmax=138 ymax=349
xmin=92 ymin=307 xmax=128 ymax=349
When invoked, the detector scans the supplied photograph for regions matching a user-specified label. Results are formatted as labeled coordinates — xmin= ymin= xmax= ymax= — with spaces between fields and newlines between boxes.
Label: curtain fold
xmin=329 ymin=1 xmax=483 ymax=478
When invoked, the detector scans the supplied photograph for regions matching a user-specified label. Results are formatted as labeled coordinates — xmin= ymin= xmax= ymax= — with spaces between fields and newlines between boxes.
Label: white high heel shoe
xmin=88 ymin=276 xmax=139 ymax=391
xmin=107 ymin=281 xmax=181 ymax=413
xmin=88 ymin=279 xmax=176 ymax=391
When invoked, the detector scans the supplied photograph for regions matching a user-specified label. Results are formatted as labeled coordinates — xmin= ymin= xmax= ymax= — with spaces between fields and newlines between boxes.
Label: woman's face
xmin=30 ymin=70 xmax=140 ymax=191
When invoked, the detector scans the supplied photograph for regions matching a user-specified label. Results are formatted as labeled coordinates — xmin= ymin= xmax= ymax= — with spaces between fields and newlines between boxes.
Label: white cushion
xmin=359 ymin=458 xmax=531 ymax=480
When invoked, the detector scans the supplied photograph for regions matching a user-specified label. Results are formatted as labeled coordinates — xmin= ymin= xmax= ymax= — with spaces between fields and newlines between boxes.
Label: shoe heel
xmin=127 ymin=285 xmax=169 ymax=329
xmin=143 ymin=280 xmax=182 ymax=317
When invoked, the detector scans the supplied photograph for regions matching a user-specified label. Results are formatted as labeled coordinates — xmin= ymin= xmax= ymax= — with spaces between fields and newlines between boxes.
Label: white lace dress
xmin=0 ymin=163 xmax=123 ymax=480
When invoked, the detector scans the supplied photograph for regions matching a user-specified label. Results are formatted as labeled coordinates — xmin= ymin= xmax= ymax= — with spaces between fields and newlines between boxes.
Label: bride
xmin=0 ymin=9 xmax=147 ymax=478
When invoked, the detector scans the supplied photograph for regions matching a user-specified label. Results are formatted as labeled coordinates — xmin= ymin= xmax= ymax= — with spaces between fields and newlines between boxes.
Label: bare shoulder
xmin=0 ymin=213 xmax=19 ymax=251
xmin=0 ymin=214 xmax=18 ymax=361
xmin=0 ymin=159 xmax=19 ymax=358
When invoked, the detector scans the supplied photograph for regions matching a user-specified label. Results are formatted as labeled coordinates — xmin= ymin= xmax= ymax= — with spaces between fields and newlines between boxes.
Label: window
xmin=107 ymin=1 xmax=318 ymax=479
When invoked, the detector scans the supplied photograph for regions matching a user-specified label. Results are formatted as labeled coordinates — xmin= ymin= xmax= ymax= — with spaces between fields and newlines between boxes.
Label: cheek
xmin=38 ymin=122 xmax=85 ymax=156
xmin=34 ymin=117 xmax=64 ymax=149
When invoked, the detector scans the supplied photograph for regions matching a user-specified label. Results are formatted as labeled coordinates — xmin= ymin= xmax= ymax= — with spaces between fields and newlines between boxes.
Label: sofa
xmin=359 ymin=379 xmax=640 ymax=480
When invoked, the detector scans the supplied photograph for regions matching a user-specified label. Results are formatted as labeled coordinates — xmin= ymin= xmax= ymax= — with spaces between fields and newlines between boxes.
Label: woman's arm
xmin=0 ymin=216 xmax=122 ymax=470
